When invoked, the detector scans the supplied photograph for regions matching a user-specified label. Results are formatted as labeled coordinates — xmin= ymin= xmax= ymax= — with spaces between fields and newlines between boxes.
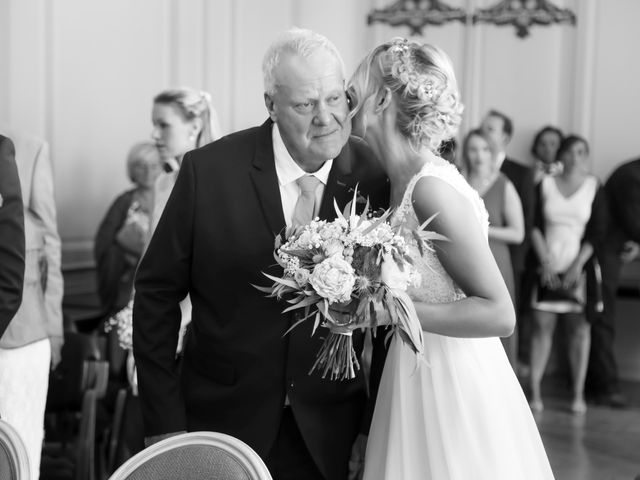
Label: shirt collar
xmin=272 ymin=123 xmax=333 ymax=187
xmin=163 ymin=157 xmax=180 ymax=173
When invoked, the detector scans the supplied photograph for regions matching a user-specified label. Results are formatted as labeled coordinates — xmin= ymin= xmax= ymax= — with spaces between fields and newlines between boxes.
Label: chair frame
xmin=0 ymin=418 xmax=31 ymax=480
xmin=108 ymin=431 xmax=272 ymax=480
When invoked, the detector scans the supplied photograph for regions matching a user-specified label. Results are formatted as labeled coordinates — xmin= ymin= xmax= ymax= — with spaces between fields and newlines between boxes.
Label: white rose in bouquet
xmin=310 ymin=257 xmax=356 ymax=304
xmin=380 ymin=253 xmax=421 ymax=291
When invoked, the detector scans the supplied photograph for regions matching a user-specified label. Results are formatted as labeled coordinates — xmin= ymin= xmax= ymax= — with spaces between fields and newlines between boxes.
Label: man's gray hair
xmin=262 ymin=28 xmax=346 ymax=96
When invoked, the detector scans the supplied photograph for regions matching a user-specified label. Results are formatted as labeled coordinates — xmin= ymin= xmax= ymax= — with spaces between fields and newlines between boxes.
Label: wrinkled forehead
xmin=274 ymin=50 xmax=344 ymax=92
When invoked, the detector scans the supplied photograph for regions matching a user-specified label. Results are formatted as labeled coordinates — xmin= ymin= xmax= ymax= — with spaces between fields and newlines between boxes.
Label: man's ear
xmin=264 ymin=93 xmax=277 ymax=122
xmin=374 ymin=87 xmax=392 ymax=114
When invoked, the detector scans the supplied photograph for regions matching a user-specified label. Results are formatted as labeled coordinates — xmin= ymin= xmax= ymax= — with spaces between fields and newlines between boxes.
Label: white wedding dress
xmin=363 ymin=160 xmax=554 ymax=480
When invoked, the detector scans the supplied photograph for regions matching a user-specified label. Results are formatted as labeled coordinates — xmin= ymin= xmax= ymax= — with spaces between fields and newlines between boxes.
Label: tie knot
xmin=296 ymin=175 xmax=321 ymax=194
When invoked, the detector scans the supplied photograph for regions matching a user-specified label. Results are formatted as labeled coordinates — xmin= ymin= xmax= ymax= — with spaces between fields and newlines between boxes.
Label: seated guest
xmin=0 ymin=126 xmax=63 ymax=480
xmin=529 ymin=135 xmax=607 ymax=415
xmin=0 ymin=134 xmax=24 ymax=336
xmin=531 ymin=126 xmax=564 ymax=184
xmin=462 ymin=129 xmax=524 ymax=366
xmin=94 ymin=142 xmax=162 ymax=316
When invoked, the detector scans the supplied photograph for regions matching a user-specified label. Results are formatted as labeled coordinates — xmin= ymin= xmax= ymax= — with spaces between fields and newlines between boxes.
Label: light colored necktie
xmin=292 ymin=175 xmax=321 ymax=226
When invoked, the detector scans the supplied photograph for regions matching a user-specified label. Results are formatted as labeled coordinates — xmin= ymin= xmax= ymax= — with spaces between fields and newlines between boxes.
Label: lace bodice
xmin=392 ymin=160 xmax=489 ymax=304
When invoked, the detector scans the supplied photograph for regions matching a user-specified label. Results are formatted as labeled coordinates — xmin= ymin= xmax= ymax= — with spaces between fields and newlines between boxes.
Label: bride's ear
xmin=374 ymin=87 xmax=392 ymax=114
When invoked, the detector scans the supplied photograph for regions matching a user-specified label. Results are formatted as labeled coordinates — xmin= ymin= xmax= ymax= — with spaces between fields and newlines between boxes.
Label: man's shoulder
xmin=502 ymin=157 xmax=534 ymax=182
xmin=186 ymin=123 xmax=269 ymax=171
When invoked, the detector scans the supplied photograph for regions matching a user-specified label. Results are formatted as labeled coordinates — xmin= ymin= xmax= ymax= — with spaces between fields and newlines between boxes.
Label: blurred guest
xmin=586 ymin=157 xmax=640 ymax=407
xmin=150 ymin=87 xmax=221 ymax=234
xmin=518 ymin=126 xmax=565 ymax=374
xmin=0 ymin=126 xmax=63 ymax=480
xmin=529 ymin=135 xmax=606 ymax=414
xmin=482 ymin=110 xmax=535 ymax=377
xmin=481 ymin=110 xmax=535 ymax=299
xmin=463 ymin=129 xmax=524 ymax=365
xmin=531 ymin=126 xmax=563 ymax=184
xmin=438 ymin=137 xmax=458 ymax=167
xmin=95 ymin=142 xmax=162 ymax=316
xmin=0 ymin=134 xmax=24 ymax=336
xmin=109 ymin=88 xmax=220 ymax=470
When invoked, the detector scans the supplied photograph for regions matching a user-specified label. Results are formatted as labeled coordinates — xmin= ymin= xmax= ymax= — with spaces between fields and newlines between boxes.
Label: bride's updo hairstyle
xmin=349 ymin=38 xmax=463 ymax=153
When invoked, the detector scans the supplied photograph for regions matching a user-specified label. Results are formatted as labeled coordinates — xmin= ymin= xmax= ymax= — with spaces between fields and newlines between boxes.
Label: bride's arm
xmin=411 ymin=176 xmax=515 ymax=338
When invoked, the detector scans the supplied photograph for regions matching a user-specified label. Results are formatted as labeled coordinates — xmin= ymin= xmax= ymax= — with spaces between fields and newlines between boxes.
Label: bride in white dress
xmin=347 ymin=38 xmax=554 ymax=479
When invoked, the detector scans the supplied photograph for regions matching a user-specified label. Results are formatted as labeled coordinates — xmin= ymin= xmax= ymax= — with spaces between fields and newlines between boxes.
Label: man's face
xmin=481 ymin=115 xmax=508 ymax=153
xmin=265 ymin=50 xmax=350 ymax=172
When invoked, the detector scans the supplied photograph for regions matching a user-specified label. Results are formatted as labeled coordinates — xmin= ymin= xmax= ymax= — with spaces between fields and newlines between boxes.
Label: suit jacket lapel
xmin=250 ymin=120 xmax=286 ymax=236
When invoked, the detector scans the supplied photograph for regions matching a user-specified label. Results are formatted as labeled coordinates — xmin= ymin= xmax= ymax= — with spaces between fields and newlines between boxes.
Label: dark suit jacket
xmin=0 ymin=135 xmax=25 ymax=336
xmin=501 ymin=157 xmax=535 ymax=274
xmin=605 ymin=158 xmax=640 ymax=248
xmin=133 ymin=120 xmax=387 ymax=480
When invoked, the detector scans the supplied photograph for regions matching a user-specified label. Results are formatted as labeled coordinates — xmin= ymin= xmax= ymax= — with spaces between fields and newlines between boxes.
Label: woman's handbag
xmin=536 ymin=272 xmax=587 ymax=308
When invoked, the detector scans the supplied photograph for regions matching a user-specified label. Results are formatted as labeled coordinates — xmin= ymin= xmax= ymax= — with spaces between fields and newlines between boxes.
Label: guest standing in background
xmin=586 ymin=157 xmax=640 ymax=408
xmin=95 ymin=142 xmax=163 ymax=317
xmin=462 ymin=129 xmax=524 ymax=366
xmin=518 ymin=125 xmax=565 ymax=377
xmin=150 ymin=87 xmax=221 ymax=234
xmin=0 ymin=134 xmax=24 ymax=337
xmin=531 ymin=126 xmax=564 ymax=184
xmin=0 ymin=126 xmax=63 ymax=480
xmin=482 ymin=110 xmax=535 ymax=375
xmin=107 ymin=88 xmax=220 ymax=471
xmin=529 ymin=135 xmax=607 ymax=415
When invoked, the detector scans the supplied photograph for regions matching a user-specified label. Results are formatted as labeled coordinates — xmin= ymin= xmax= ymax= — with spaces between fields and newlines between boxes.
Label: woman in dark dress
xmin=463 ymin=129 xmax=524 ymax=365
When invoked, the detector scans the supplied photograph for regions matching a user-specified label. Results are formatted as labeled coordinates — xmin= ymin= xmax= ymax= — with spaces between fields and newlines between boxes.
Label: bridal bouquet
xmin=256 ymin=190 xmax=444 ymax=380
xmin=105 ymin=300 xmax=134 ymax=351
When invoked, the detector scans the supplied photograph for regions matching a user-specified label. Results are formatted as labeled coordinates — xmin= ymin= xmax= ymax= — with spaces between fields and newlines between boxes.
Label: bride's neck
xmin=380 ymin=135 xmax=430 ymax=186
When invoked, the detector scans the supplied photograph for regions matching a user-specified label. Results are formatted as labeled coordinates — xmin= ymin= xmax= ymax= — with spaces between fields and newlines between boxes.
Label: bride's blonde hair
xmin=349 ymin=38 xmax=463 ymax=153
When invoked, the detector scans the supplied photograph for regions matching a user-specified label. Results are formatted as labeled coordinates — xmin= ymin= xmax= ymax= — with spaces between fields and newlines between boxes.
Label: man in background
xmin=587 ymin=157 xmax=640 ymax=407
xmin=482 ymin=110 xmax=535 ymax=368
xmin=0 ymin=134 xmax=24 ymax=336
xmin=0 ymin=126 xmax=64 ymax=480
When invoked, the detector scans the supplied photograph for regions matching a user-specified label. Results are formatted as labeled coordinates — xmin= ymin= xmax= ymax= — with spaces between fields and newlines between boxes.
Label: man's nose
xmin=313 ymin=103 xmax=332 ymax=126
xmin=151 ymin=127 xmax=160 ymax=140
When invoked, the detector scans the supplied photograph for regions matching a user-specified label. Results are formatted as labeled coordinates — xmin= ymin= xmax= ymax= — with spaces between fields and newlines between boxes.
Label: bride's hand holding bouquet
xmin=255 ymin=189 xmax=443 ymax=380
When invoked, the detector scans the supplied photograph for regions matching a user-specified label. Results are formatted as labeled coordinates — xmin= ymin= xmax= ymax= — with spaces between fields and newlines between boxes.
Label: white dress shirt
xmin=272 ymin=123 xmax=333 ymax=227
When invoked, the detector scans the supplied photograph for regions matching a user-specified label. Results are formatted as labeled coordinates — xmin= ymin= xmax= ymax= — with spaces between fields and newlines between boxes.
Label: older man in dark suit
xmin=133 ymin=28 xmax=387 ymax=480
xmin=586 ymin=158 xmax=640 ymax=407
xmin=0 ymin=135 xmax=24 ymax=337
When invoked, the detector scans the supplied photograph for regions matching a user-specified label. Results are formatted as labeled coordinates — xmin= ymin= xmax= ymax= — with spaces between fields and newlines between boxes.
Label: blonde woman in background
xmin=150 ymin=87 xmax=221 ymax=234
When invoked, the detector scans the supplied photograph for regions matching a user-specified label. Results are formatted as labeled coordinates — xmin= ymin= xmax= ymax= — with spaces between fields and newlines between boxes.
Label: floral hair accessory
xmin=387 ymin=37 xmax=439 ymax=101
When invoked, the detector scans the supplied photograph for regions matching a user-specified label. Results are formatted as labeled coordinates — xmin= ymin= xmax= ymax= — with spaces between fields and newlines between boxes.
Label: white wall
xmin=1 ymin=0 xmax=639 ymax=268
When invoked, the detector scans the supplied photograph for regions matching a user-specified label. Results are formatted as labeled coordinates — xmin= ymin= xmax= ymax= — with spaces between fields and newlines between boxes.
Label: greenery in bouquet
xmin=256 ymin=189 xmax=445 ymax=380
